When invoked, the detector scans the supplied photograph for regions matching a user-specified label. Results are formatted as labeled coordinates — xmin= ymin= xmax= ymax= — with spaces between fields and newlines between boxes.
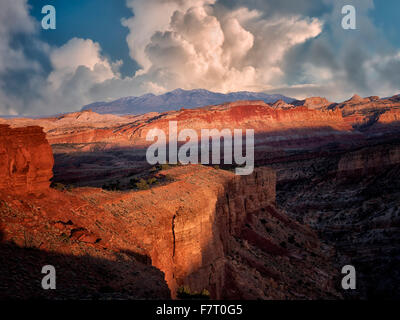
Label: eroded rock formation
xmin=0 ymin=125 xmax=54 ymax=194
xmin=293 ymin=97 xmax=333 ymax=110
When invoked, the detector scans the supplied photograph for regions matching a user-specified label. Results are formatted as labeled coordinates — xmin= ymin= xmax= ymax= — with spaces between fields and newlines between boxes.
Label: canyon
xmin=0 ymin=126 xmax=341 ymax=299
xmin=1 ymin=93 xmax=400 ymax=299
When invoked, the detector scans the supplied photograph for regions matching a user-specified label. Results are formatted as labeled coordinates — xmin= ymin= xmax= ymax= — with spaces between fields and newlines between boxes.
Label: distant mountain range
xmin=81 ymin=89 xmax=294 ymax=115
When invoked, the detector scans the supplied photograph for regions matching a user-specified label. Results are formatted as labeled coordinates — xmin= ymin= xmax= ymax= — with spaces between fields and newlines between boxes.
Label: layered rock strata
xmin=0 ymin=125 xmax=54 ymax=194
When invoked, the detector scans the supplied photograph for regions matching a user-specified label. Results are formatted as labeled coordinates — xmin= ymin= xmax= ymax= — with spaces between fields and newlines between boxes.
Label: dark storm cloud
xmin=274 ymin=0 xmax=400 ymax=100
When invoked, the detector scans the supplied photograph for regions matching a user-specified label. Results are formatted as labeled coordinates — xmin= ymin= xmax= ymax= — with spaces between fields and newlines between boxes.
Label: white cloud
xmin=0 ymin=1 xmax=122 ymax=116
xmin=1 ymin=0 xmax=400 ymax=115
xmin=48 ymin=38 xmax=117 ymax=90
xmin=122 ymin=0 xmax=216 ymax=74
xmin=0 ymin=0 xmax=38 ymax=71
xmin=122 ymin=0 xmax=323 ymax=93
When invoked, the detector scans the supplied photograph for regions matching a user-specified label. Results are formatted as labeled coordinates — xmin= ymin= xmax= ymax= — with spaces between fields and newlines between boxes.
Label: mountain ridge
xmin=81 ymin=89 xmax=294 ymax=115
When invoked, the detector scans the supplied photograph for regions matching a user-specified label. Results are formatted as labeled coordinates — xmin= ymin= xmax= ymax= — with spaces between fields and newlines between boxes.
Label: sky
xmin=0 ymin=0 xmax=399 ymax=116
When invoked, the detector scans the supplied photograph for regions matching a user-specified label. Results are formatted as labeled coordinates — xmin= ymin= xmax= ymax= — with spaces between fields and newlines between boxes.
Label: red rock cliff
xmin=79 ymin=165 xmax=339 ymax=299
xmin=0 ymin=125 xmax=54 ymax=193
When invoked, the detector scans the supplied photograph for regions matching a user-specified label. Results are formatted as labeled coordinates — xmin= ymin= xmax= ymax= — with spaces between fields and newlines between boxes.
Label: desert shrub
xmin=177 ymin=286 xmax=210 ymax=300
xmin=52 ymin=182 xmax=63 ymax=190
xmin=51 ymin=182 xmax=66 ymax=191
xmin=60 ymin=233 xmax=70 ymax=244
xmin=200 ymin=289 xmax=211 ymax=298
xmin=147 ymin=177 xmax=158 ymax=185
xmin=177 ymin=286 xmax=191 ymax=297
xmin=136 ymin=179 xmax=150 ymax=190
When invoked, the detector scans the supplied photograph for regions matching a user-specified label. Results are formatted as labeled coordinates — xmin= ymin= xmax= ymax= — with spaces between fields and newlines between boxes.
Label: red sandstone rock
xmin=377 ymin=109 xmax=400 ymax=124
xmin=0 ymin=125 xmax=54 ymax=194
xmin=293 ymin=97 xmax=332 ymax=110
xmin=0 ymin=99 xmax=352 ymax=149
xmin=1 ymin=93 xmax=400 ymax=300
xmin=0 ymin=163 xmax=341 ymax=300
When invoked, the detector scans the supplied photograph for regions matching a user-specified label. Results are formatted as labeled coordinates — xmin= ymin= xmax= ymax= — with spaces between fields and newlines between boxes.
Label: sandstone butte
xmin=0 ymin=123 xmax=342 ymax=299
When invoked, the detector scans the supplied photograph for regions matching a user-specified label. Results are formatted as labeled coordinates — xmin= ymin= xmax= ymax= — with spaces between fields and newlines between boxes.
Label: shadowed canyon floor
xmin=276 ymin=142 xmax=400 ymax=299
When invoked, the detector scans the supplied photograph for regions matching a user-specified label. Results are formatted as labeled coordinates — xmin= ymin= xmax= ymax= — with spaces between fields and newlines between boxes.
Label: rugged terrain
xmin=3 ymin=93 xmax=399 ymax=190
xmin=1 ymin=93 xmax=400 ymax=299
xmin=0 ymin=126 xmax=341 ymax=299
xmin=276 ymin=142 xmax=400 ymax=299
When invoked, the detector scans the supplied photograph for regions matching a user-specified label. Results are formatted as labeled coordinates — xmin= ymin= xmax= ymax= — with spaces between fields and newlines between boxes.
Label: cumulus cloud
xmin=0 ymin=0 xmax=400 ymax=115
xmin=106 ymin=0 xmax=400 ymax=101
xmin=48 ymin=38 xmax=117 ymax=90
xmin=122 ymin=0 xmax=216 ymax=74
xmin=0 ymin=35 xmax=122 ymax=115
xmin=122 ymin=0 xmax=323 ymax=93
xmin=0 ymin=1 xmax=122 ymax=115
xmin=26 ymin=38 xmax=123 ymax=115
xmin=279 ymin=0 xmax=400 ymax=101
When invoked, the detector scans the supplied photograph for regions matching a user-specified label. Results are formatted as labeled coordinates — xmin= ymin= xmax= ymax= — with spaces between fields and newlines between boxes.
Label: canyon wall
xmin=3 ymin=95 xmax=399 ymax=189
xmin=0 ymin=125 xmax=54 ymax=194
xmin=276 ymin=142 xmax=400 ymax=299
xmin=82 ymin=165 xmax=340 ymax=299
xmin=337 ymin=144 xmax=400 ymax=176
xmin=1 ymin=102 xmax=353 ymax=149
xmin=87 ymin=166 xmax=277 ymax=298
xmin=0 ymin=125 xmax=170 ymax=299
